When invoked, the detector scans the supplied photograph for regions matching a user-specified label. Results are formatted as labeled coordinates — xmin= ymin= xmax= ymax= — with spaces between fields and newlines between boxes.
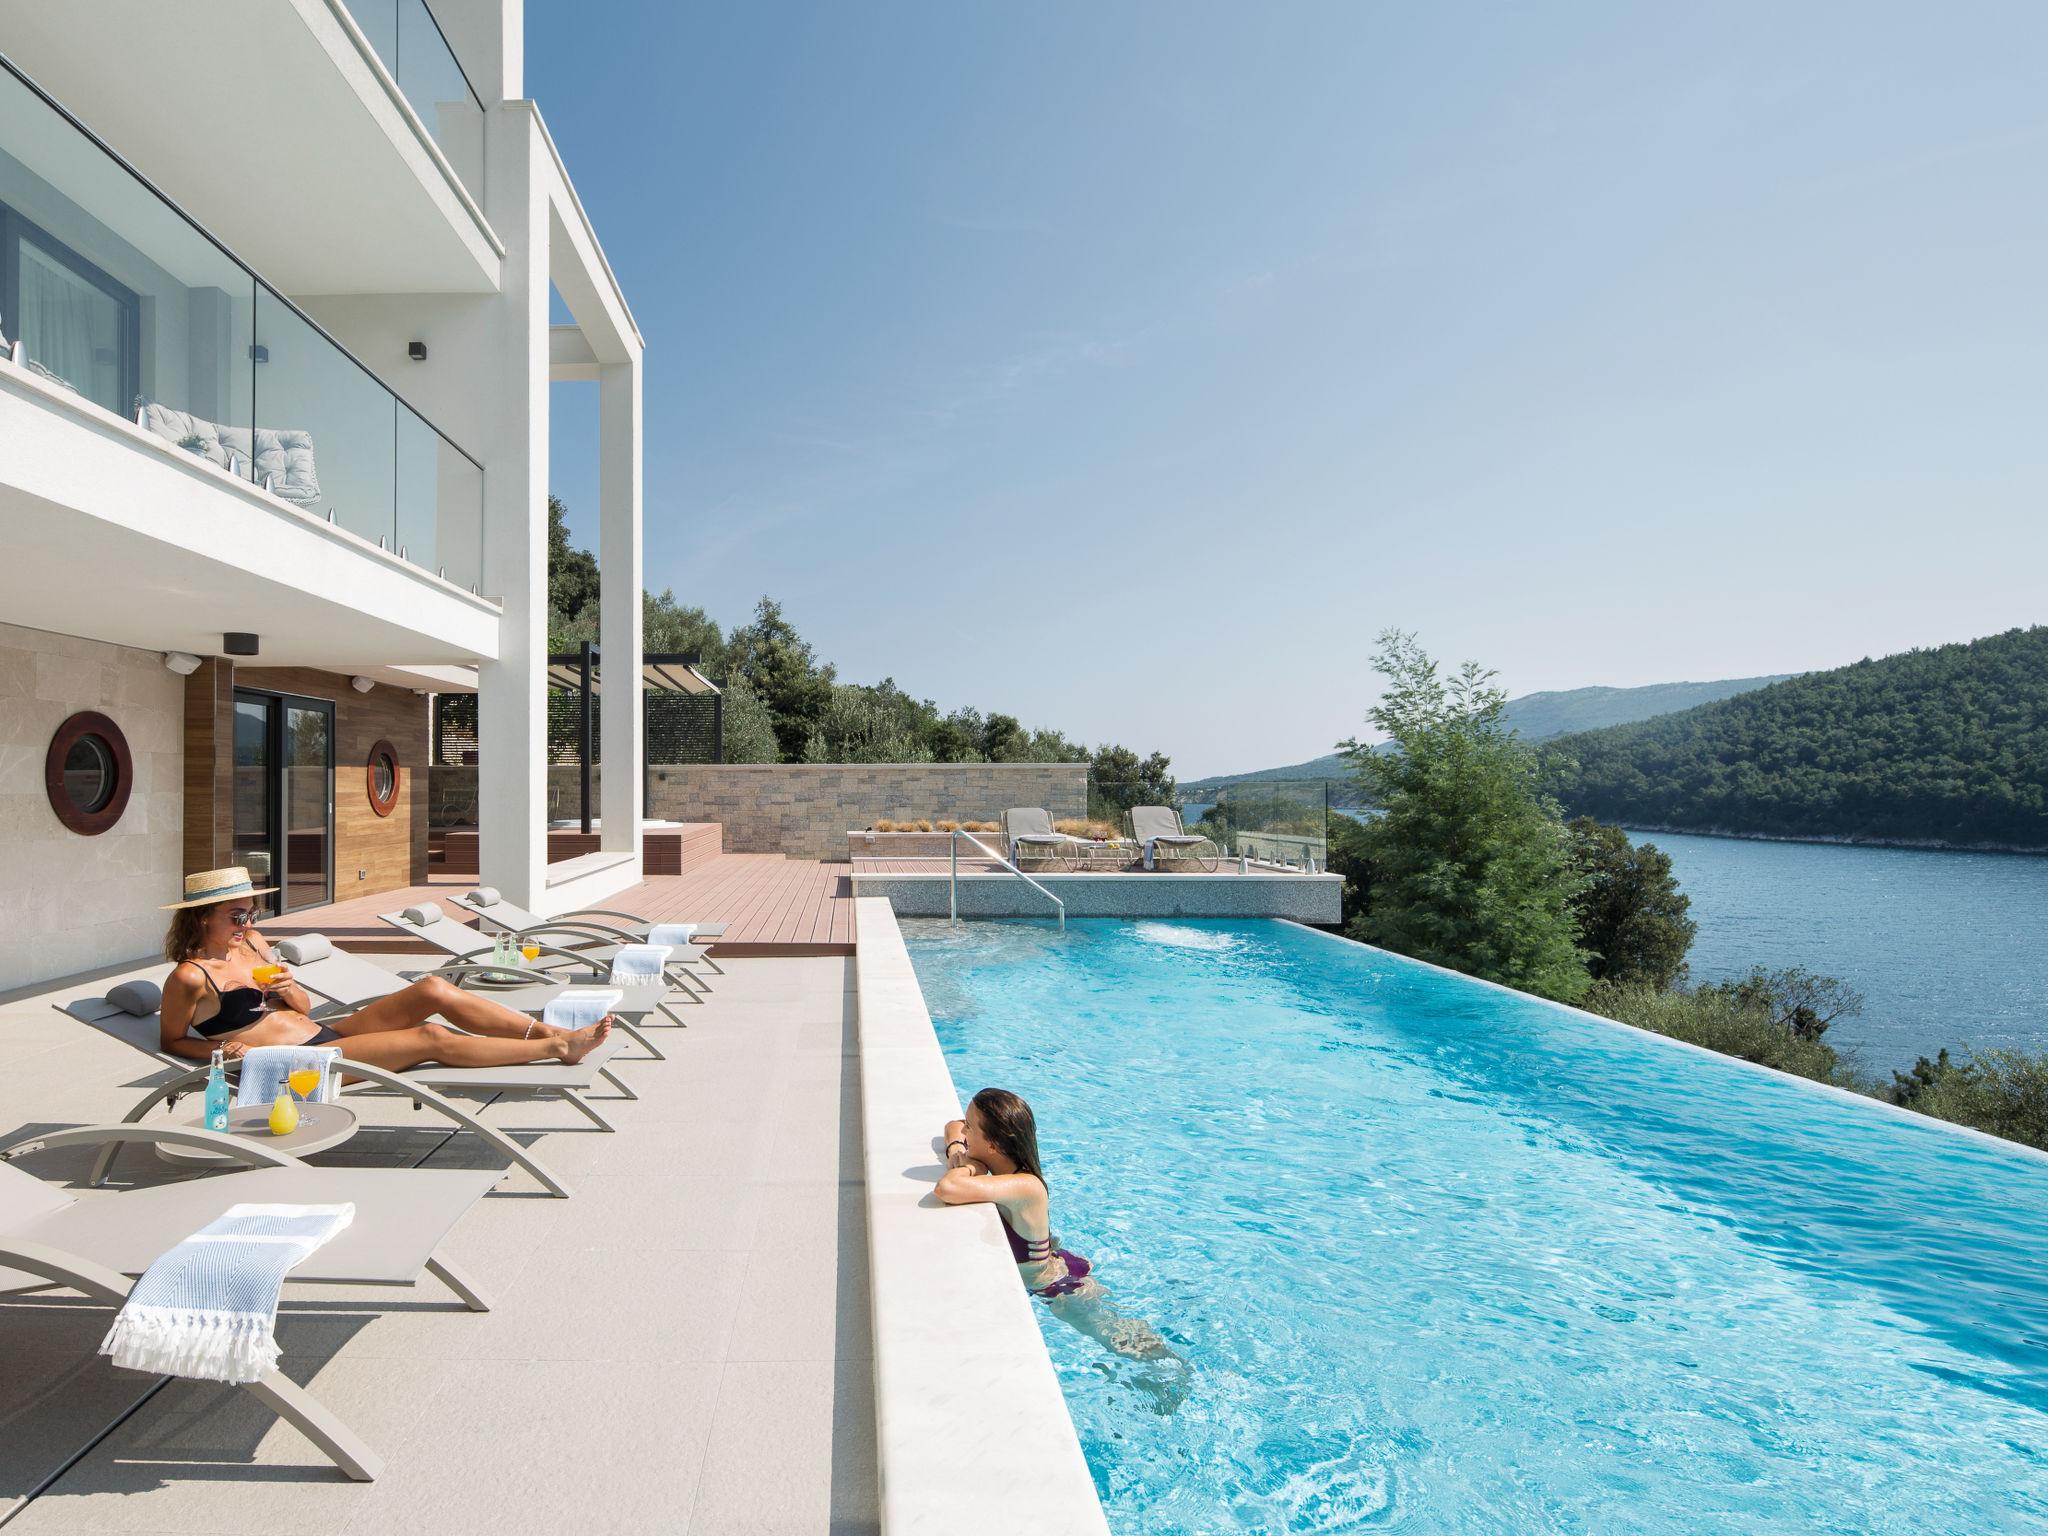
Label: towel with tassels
xmin=234 ymin=1044 xmax=342 ymax=1108
xmin=646 ymin=923 xmax=698 ymax=947
xmin=101 ymin=1203 xmax=355 ymax=1383
xmin=606 ymin=944 xmax=673 ymax=985
xmin=544 ymin=988 xmax=622 ymax=1029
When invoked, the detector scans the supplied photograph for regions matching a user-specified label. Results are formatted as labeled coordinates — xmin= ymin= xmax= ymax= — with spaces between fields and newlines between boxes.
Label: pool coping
xmin=853 ymin=897 xmax=1112 ymax=1535
xmin=1284 ymin=920 xmax=2048 ymax=1170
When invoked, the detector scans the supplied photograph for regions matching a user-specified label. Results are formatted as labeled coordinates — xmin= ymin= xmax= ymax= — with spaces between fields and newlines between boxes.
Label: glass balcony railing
xmin=351 ymin=0 xmax=486 ymax=198
xmin=0 ymin=54 xmax=486 ymax=593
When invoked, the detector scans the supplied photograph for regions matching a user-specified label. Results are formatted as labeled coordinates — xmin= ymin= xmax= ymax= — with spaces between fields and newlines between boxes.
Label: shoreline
xmin=1616 ymin=824 xmax=2048 ymax=858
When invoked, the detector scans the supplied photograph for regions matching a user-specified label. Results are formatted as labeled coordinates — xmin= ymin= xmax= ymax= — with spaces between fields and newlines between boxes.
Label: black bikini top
xmin=188 ymin=964 xmax=265 ymax=1038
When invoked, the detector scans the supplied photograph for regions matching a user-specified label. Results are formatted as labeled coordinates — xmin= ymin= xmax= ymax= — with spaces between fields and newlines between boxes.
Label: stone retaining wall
xmin=647 ymin=763 xmax=1087 ymax=861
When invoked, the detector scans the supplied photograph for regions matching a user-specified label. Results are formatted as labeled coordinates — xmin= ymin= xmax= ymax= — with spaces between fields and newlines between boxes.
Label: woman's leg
xmin=1044 ymin=1285 xmax=1190 ymax=1413
xmin=329 ymin=1019 xmax=611 ymax=1071
xmin=330 ymin=975 xmax=571 ymax=1042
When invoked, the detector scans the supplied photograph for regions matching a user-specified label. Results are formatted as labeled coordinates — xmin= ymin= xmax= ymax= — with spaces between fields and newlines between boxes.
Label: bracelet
xmin=946 ymin=1140 xmax=967 ymax=1153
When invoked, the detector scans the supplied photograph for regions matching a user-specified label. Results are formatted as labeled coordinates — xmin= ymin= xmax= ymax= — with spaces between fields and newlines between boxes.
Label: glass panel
xmin=396 ymin=0 xmax=485 ymax=195
xmin=396 ymin=400 xmax=483 ymax=588
xmin=0 ymin=64 xmax=255 ymax=471
xmin=62 ymin=734 xmax=114 ymax=812
xmin=232 ymin=698 xmax=275 ymax=913
xmin=352 ymin=0 xmax=399 ymax=77
xmin=283 ymin=705 xmax=332 ymax=912
xmin=254 ymin=289 xmax=395 ymax=549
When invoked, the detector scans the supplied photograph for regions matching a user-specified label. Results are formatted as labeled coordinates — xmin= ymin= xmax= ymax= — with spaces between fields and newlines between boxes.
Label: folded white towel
xmin=646 ymin=923 xmax=698 ymax=947
xmin=607 ymin=944 xmax=673 ymax=984
xmin=101 ymin=1203 xmax=355 ymax=1383
xmin=544 ymin=988 xmax=622 ymax=1029
xmin=235 ymin=1044 xmax=341 ymax=1108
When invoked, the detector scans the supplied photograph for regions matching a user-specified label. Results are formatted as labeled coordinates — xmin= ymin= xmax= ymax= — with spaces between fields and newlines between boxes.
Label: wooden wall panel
xmin=180 ymin=664 xmax=430 ymax=901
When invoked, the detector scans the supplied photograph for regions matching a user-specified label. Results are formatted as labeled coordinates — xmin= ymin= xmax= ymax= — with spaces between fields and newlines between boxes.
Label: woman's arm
xmin=935 ymin=1167 xmax=1037 ymax=1208
xmin=159 ymin=965 xmax=215 ymax=1060
xmin=942 ymin=1118 xmax=970 ymax=1169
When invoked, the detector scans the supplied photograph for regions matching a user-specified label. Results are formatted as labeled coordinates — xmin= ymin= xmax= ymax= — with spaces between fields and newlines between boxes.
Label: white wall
xmin=0 ymin=621 xmax=182 ymax=992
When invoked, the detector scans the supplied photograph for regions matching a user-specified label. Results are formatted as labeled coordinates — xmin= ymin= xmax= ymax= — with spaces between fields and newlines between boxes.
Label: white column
xmin=598 ymin=357 xmax=643 ymax=858
xmin=476 ymin=106 xmax=550 ymax=906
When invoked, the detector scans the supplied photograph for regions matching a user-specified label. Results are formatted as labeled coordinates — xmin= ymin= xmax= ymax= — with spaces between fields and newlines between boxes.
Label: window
xmin=1 ymin=202 xmax=141 ymax=417
xmin=367 ymin=739 xmax=401 ymax=817
xmin=45 ymin=711 xmax=132 ymax=835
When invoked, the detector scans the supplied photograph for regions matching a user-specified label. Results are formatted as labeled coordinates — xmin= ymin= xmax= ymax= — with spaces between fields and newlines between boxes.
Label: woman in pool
xmin=158 ymin=867 xmax=612 ymax=1070
xmin=938 ymin=1087 xmax=1182 ymax=1379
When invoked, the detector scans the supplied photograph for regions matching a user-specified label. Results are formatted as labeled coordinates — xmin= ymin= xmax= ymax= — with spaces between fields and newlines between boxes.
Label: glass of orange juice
xmin=520 ymin=943 xmax=540 ymax=963
xmin=287 ymin=1067 xmax=323 ymax=1102
xmin=251 ymin=963 xmax=284 ymax=988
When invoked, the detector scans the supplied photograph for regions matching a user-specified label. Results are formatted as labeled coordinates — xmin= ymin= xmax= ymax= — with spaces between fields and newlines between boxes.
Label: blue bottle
xmin=204 ymin=1048 xmax=230 ymax=1132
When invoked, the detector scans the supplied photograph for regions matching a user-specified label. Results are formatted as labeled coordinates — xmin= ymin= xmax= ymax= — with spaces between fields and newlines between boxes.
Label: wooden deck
xmin=266 ymin=854 xmax=855 ymax=955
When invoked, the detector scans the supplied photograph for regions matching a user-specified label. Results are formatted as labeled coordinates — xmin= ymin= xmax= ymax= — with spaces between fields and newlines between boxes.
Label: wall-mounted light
xmin=161 ymin=651 xmax=202 ymax=676
xmin=223 ymin=632 xmax=259 ymax=657
xmin=351 ymin=675 xmax=376 ymax=694
xmin=407 ymin=341 xmax=427 ymax=362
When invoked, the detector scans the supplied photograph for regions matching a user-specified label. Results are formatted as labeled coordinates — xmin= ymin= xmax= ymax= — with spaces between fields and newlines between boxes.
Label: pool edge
xmin=853 ymin=897 xmax=1112 ymax=1536
xmin=1281 ymin=918 xmax=2048 ymax=1170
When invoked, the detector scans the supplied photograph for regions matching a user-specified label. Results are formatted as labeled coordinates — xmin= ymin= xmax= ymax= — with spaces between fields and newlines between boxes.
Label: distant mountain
xmin=1544 ymin=629 xmax=2048 ymax=850
xmin=1185 ymin=675 xmax=1792 ymax=799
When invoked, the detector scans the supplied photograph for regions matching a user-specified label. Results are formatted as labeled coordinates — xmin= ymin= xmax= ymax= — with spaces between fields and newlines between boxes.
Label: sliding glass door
xmin=231 ymin=690 xmax=334 ymax=915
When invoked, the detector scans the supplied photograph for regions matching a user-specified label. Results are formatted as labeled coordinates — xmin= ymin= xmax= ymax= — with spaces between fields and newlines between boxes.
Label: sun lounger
xmin=1002 ymin=807 xmax=1084 ymax=867
xmin=1129 ymin=805 xmax=1221 ymax=871
xmin=0 ymin=1126 xmax=498 ymax=1479
xmin=455 ymin=888 xmax=728 ymax=979
xmin=272 ymin=933 xmax=676 ymax=1060
xmin=378 ymin=903 xmax=710 ymax=1002
xmin=57 ymin=979 xmax=629 ymax=1199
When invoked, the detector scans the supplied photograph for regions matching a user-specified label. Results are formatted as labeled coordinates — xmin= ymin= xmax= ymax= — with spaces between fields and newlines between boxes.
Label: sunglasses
xmin=222 ymin=909 xmax=255 ymax=927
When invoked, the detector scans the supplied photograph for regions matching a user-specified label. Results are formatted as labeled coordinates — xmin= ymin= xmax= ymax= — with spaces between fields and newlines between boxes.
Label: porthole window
xmin=367 ymin=739 xmax=400 ymax=817
xmin=45 ymin=711 xmax=132 ymax=835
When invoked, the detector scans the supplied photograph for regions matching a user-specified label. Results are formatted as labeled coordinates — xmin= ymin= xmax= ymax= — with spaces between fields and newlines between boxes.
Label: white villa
xmin=0 ymin=0 xmax=648 ymax=997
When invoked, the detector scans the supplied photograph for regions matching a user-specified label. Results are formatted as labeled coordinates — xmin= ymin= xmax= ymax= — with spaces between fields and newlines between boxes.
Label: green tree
xmin=1341 ymin=631 xmax=1591 ymax=1002
xmin=726 ymin=597 xmax=835 ymax=761
xmin=546 ymin=495 xmax=600 ymax=640
xmin=719 ymin=678 xmax=782 ymax=763
xmin=1565 ymin=818 xmax=1696 ymax=988
xmin=1089 ymin=744 xmax=1175 ymax=817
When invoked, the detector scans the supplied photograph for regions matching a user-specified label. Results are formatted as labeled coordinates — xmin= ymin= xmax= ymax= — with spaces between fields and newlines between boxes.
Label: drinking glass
xmin=288 ymin=1067 xmax=323 ymax=1102
xmin=521 ymin=944 xmax=540 ymax=963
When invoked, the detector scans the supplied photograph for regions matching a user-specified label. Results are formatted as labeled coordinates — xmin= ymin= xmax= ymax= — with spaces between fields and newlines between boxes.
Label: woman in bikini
xmin=938 ymin=1087 xmax=1185 ymax=1402
xmin=158 ymin=867 xmax=611 ymax=1070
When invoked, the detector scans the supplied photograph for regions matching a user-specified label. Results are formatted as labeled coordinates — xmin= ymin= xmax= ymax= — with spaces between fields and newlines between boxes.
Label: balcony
xmin=0 ymin=2 xmax=499 ymax=294
xmin=0 ymin=54 xmax=493 ymax=662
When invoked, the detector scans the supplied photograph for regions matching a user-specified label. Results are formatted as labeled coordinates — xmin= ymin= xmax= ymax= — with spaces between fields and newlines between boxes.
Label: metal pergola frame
xmin=546 ymin=645 xmax=723 ymax=834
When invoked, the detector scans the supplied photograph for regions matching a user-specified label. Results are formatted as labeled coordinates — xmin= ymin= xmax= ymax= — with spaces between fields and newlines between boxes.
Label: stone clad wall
xmin=0 ymin=621 xmax=183 ymax=990
xmin=647 ymin=763 xmax=1088 ymax=860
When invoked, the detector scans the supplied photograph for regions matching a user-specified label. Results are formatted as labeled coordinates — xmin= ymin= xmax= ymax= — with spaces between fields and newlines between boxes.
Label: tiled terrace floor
xmin=268 ymin=857 xmax=857 ymax=954
xmin=0 ymin=952 xmax=876 ymax=1534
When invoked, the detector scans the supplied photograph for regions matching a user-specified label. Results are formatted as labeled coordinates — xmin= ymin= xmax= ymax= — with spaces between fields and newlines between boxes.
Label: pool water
xmin=904 ymin=918 xmax=2048 ymax=1535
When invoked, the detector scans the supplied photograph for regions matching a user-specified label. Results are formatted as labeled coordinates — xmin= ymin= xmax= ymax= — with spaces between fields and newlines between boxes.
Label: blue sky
xmin=534 ymin=2 xmax=2048 ymax=778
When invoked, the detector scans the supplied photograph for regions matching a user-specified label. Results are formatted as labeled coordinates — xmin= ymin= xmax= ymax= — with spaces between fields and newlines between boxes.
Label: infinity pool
xmin=904 ymin=918 xmax=2048 ymax=1535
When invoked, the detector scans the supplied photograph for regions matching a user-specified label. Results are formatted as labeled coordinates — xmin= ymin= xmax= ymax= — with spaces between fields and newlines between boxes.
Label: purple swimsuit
xmin=1000 ymin=1209 xmax=1092 ymax=1298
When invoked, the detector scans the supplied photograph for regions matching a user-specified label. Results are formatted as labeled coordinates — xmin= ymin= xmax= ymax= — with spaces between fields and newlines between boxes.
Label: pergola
xmin=547 ymin=643 xmax=722 ymax=834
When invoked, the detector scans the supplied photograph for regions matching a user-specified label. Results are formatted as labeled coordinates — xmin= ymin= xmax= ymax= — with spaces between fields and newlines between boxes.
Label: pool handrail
xmin=950 ymin=830 xmax=1065 ymax=929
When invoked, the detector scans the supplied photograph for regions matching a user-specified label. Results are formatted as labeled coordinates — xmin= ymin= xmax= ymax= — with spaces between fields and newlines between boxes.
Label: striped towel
xmin=646 ymin=923 xmax=698 ymax=947
xmin=101 ymin=1203 xmax=355 ymax=1383
xmin=606 ymin=944 xmax=673 ymax=985
xmin=544 ymin=988 xmax=622 ymax=1029
xmin=234 ymin=1044 xmax=342 ymax=1108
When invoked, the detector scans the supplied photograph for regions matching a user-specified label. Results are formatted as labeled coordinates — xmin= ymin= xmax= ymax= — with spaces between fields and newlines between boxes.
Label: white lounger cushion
xmin=108 ymin=980 xmax=162 ymax=1017
xmin=275 ymin=934 xmax=333 ymax=965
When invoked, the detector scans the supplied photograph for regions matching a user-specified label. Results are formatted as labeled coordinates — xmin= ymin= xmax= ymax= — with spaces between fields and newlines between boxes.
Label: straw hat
xmin=162 ymin=866 xmax=277 ymax=910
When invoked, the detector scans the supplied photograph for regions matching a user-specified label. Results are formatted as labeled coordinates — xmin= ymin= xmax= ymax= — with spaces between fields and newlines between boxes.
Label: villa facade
xmin=0 ymin=0 xmax=646 ymax=993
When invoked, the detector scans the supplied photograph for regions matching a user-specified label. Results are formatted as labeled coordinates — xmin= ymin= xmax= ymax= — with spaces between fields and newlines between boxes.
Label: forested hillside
xmin=1544 ymin=629 xmax=2048 ymax=849
xmin=1184 ymin=675 xmax=1787 ymax=797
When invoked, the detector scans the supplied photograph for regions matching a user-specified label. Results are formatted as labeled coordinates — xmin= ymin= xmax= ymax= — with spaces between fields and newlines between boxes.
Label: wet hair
xmin=163 ymin=903 xmax=222 ymax=964
xmin=969 ymin=1087 xmax=1046 ymax=1186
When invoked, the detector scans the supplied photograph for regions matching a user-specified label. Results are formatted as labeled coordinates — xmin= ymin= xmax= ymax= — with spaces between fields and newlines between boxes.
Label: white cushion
xmin=275 ymin=934 xmax=332 ymax=965
xmin=108 ymin=980 xmax=162 ymax=1016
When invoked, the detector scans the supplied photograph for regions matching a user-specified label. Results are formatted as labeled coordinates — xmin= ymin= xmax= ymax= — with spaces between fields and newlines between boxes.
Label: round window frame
xmin=366 ymin=739 xmax=401 ymax=818
xmin=45 ymin=711 xmax=133 ymax=836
